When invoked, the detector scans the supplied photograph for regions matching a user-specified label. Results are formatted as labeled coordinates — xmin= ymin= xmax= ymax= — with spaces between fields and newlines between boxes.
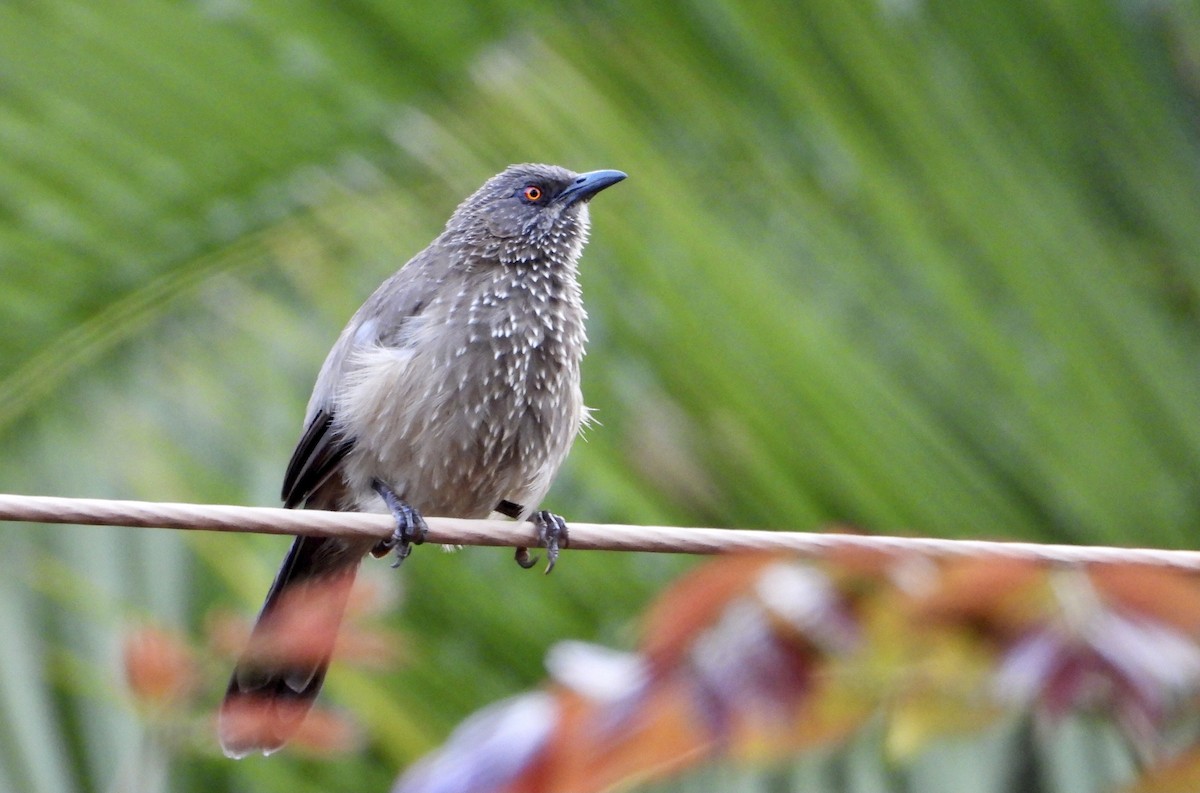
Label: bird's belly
xmin=333 ymin=343 xmax=578 ymax=518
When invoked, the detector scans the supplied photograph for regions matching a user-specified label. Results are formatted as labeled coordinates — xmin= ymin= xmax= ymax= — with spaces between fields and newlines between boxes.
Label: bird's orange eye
xmin=522 ymin=185 xmax=543 ymax=202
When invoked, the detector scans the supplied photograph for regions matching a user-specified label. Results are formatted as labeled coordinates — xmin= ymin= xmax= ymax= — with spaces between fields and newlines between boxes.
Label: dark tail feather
xmin=218 ymin=534 xmax=363 ymax=758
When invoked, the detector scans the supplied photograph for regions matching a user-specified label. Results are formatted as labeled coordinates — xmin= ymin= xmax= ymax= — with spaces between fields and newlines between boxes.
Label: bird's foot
xmin=371 ymin=479 xmax=427 ymax=568
xmin=514 ymin=510 xmax=569 ymax=575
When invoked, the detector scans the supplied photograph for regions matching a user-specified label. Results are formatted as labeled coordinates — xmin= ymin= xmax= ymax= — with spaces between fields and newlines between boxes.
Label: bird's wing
xmin=280 ymin=251 xmax=442 ymax=509
xmin=280 ymin=409 xmax=353 ymax=508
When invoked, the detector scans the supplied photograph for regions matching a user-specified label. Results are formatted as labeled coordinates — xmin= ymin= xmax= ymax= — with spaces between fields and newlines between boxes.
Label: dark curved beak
xmin=559 ymin=169 xmax=627 ymax=206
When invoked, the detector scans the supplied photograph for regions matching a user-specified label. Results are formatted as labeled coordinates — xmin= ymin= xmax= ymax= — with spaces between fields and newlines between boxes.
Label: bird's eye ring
xmin=521 ymin=185 xmax=543 ymax=202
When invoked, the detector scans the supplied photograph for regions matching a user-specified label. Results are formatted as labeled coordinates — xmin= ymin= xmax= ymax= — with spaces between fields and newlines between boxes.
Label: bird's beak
xmin=559 ymin=169 xmax=627 ymax=206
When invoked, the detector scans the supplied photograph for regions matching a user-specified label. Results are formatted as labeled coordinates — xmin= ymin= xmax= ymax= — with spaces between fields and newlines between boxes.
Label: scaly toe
xmin=534 ymin=511 xmax=569 ymax=575
xmin=514 ymin=547 xmax=538 ymax=569
xmin=372 ymin=479 xmax=426 ymax=568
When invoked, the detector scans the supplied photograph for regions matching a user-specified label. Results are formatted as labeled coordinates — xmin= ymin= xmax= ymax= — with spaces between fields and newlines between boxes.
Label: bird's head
xmin=445 ymin=164 xmax=626 ymax=266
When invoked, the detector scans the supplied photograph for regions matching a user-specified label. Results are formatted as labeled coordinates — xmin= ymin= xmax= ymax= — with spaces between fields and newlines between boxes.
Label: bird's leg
xmin=533 ymin=511 xmax=569 ymax=575
xmin=372 ymin=479 xmax=427 ymax=568
xmin=495 ymin=500 xmax=569 ymax=574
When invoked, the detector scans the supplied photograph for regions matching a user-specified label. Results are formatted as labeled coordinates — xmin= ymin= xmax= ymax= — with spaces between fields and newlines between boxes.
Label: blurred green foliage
xmin=0 ymin=0 xmax=1198 ymax=791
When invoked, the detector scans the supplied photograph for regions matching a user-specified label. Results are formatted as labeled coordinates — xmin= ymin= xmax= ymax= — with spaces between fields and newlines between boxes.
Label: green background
xmin=1 ymin=1 xmax=1198 ymax=791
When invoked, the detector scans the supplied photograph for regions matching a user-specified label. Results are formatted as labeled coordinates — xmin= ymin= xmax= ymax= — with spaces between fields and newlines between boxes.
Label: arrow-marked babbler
xmin=219 ymin=164 xmax=626 ymax=757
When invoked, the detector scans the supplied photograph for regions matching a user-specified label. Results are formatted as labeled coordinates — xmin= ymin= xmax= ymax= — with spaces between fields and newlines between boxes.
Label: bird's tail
xmin=218 ymin=534 xmax=363 ymax=758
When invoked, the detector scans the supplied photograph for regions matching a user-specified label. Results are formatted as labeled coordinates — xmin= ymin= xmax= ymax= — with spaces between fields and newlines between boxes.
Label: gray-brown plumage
xmin=218 ymin=164 xmax=625 ymax=757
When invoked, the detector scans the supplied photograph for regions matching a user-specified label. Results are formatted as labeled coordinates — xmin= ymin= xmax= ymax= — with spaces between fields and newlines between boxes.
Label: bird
xmin=218 ymin=163 xmax=626 ymax=757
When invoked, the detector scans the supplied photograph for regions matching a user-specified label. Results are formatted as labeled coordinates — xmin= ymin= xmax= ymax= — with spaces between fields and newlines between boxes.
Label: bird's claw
xmin=371 ymin=479 xmax=427 ymax=567
xmin=515 ymin=510 xmax=569 ymax=574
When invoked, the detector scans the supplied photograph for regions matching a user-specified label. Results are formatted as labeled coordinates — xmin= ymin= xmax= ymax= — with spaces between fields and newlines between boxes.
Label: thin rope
xmin=0 ymin=492 xmax=1197 ymax=570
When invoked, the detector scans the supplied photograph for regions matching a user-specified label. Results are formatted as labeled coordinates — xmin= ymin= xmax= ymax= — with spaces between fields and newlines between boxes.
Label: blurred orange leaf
xmin=123 ymin=624 xmax=200 ymax=707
